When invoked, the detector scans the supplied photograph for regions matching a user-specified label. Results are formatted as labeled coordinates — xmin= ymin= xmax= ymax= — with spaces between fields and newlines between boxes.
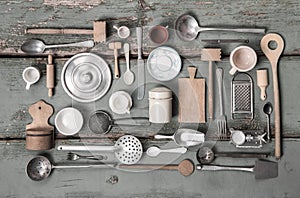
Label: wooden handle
xmin=47 ymin=55 xmax=55 ymax=97
xmin=188 ymin=67 xmax=197 ymax=80
xmin=208 ymin=61 xmax=213 ymax=119
xmin=119 ymin=164 xmax=178 ymax=170
xmin=260 ymin=33 xmax=284 ymax=159
xmin=114 ymin=49 xmax=119 ymax=79
xmin=25 ymin=28 xmax=93 ymax=35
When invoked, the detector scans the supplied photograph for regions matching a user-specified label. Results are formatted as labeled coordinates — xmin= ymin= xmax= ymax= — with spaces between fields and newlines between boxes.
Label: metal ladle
xmin=175 ymin=14 xmax=265 ymax=42
xmin=21 ymin=39 xmax=94 ymax=54
xmin=263 ymin=102 xmax=273 ymax=142
xmin=26 ymin=156 xmax=115 ymax=181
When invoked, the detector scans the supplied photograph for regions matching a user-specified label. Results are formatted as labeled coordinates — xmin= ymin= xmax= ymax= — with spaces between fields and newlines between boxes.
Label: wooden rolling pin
xmin=47 ymin=55 xmax=55 ymax=97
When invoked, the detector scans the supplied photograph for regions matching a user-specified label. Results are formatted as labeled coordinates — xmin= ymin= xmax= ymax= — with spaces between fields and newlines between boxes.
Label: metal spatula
xmin=196 ymin=159 xmax=278 ymax=179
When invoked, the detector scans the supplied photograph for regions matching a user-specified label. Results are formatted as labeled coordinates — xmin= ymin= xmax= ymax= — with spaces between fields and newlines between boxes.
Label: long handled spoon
xmin=21 ymin=39 xmax=94 ymax=54
xmin=260 ymin=33 xmax=284 ymax=159
xmin=146 ymin=146 xmax=187 ymax=157
xmin=123 ymin=43 xmax=134 ymax=85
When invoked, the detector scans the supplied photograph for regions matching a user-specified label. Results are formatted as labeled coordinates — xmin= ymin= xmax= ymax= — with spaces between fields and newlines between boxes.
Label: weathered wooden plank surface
xmin=0 ymin=139 xmax=298 ymax=198
xmin=0 ymin=0 xmax=299 ymax=56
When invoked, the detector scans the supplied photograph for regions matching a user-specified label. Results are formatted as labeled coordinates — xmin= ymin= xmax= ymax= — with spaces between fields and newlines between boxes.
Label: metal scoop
xmin=175 ymin=14 xmax=265 ymax=42
xmin=26 ymin=155 xmax=115 ymax=181
xmin=154 ymin=128 xmax=205 ymax=147
xmin=21 ymin=39 xmax=94 ymax=54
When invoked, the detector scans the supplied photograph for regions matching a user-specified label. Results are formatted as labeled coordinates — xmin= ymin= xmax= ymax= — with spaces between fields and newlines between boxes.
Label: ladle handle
xmin=57 ymin=145 xmax=116 ymax=151
xmin=54 ymin=163 xmax=116 ymax=169
xmin=154 ymin=134 xmax=174 ymax=140
xmin=196 ymin=164 xmax=254 ymax=173
xmin=199 ymin=27 xmax=265 ymax=34
xmin=45 ymin=40 xmax=94 ymax=49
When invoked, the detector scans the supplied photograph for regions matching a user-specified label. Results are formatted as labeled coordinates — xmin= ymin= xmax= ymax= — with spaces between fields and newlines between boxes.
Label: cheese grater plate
xmin=231 ymin=73 xmax=253 ymax=119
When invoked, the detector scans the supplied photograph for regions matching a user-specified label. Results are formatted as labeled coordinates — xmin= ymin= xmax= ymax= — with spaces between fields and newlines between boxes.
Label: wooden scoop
xmin=260 ymin=33 xmax=284 ymax=159
xmin=109 ymin=42 xmax=122 ymax=79
xmin=26 ymin=100 xmax=54 ymax=150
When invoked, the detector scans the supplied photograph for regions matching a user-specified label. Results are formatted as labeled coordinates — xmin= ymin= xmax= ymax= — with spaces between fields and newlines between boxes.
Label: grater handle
xmin=216 ymin=68 xmax=224 ymax=115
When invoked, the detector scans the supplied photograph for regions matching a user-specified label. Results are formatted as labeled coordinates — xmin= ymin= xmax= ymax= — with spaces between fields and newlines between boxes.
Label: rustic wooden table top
xmin=0 ymin=0 xmax=299 ymax=197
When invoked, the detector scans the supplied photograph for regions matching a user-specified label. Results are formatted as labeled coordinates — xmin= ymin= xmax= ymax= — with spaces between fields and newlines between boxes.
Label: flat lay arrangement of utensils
xmin=21 ymin=39 xmax=94 ymax=54
xmin=201 ymin=49 xmax=221 ymax=120
xmin=175 ymin=14 xmax=265 ymax=42
xmin=88 ymin=110 xmax=148 ymax=134
xmin=216 ymin=68 xmax=227 ymax=139
xmin=196 ymin=159 xmax=278 ymax=179
xmin=260 ymin=33 xmax=284 ymax=159
xmin=136 ymin=27 xmax=145 ymax=100
xmin=155 ymin=128 xmax=205 ymax=147
xmin=58 ymin=135 xmax=143 ymax=165
xmin=263 ymin=102 xmax=273 ymax=142
xmin=26 ymin=155 xmax=115 ymax=181
xmin=61 ymin=53 xmax=112 ymax=103
xmin=146 ymin=146 xmax=187 ymax=157
xmin=178 ymin=67 xmax=205 ymax=123
xmin=123 ymin=43 xmax=134 ymax=85
xmin=67 ymin=152 xmax=107 ymax=161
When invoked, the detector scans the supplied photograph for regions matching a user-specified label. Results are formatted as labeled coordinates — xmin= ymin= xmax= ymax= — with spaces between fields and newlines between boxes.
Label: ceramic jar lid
xmin=61 ymin=53 xmax=112 ymax=103
xmin=149 ymin=87 xmax=172 ymax=99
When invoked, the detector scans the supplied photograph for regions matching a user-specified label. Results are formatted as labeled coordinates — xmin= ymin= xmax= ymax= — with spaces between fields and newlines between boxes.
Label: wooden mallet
xmin=25 ymin=21 xmax=106 ymax=43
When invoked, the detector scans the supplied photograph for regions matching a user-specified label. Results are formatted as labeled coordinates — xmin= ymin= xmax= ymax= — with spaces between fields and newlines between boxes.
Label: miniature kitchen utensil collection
xmin=21 ymin=14 xmax=283 ymax=181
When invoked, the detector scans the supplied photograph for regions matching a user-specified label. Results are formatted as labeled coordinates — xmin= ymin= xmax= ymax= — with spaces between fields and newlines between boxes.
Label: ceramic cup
xmin=229 ymin=46 xmax=257 ymax=75
xmin=113 ymin=25 xmax=130 ymax=39
xmin=109 ymin=91 xmax=132 ymax=114
xmin=149 ymin=25 xmax=169 ymax=44
xmin=22 ymin=66 xmax=40 ymax=90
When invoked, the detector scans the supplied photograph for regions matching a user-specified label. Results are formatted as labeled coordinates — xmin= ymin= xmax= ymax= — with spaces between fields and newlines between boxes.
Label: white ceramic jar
xmin=149 ymin=87 xmax=172 ymax=123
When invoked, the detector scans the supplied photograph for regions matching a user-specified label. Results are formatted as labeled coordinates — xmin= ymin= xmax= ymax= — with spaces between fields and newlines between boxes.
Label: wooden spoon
xmin=260 ymin=33 xmax=284 ymax=159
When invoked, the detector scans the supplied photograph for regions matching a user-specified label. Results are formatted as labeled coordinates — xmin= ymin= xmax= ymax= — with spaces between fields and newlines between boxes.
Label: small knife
xmin=136 ymin=27 xmax=145 ymax=100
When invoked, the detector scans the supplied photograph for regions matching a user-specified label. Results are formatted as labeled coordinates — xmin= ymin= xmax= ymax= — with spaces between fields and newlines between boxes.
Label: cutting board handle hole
xmin=268 ymin=41 xmax=278 ymax=50
xmin=38 ymin=106 xmax=41 ymax=110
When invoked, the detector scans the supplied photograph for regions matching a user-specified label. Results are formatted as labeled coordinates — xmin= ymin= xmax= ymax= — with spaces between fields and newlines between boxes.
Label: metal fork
xmin=216 ymin=68 xmax=227 ymax=139
xmin=67 ymin=152 xmax=107 ymax=161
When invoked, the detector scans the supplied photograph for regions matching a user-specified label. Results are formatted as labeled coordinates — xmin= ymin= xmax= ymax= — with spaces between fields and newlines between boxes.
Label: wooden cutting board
xmin=178 ymin=67 xmax=206 ymax=123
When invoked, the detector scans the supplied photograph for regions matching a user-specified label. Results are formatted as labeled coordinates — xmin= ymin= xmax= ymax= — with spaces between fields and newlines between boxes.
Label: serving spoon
xmin=21 ymin=39 xmax=94 ymax=54
xmin=175 ymin=14 xmax=265 ymax=41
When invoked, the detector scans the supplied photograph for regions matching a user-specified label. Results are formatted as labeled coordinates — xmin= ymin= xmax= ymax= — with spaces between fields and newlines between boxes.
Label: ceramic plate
xmin=55 ymin=107 xmax=83 ymax=136
xmin=61 ymin=53 xmax=111 ymax=103
xmin=147 ymin=46 xmax=182 ymax=81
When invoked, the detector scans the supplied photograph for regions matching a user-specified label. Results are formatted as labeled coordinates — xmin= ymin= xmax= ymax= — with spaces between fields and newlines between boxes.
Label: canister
xmin=149 ymin=87 xmax=172 ymax=123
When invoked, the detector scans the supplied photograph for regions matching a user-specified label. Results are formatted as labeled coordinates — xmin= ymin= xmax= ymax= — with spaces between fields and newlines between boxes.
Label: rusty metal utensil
xmin=260 ymin=33 xmax=284 ymax=159
xmin=175 ymin=14 xmax=265 ymax=42
xmin=26 ymin=156 xmax=115 ymax=181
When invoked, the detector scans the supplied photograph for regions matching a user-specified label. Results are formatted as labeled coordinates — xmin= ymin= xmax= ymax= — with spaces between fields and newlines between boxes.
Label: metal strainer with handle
xmin=57 ymin=135 xmax=143 ymax=165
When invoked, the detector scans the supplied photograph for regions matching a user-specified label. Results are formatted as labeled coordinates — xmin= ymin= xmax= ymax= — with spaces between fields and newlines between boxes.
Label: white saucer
xmin=55 ymin=107 xmax=83 ymax=136
xmin=147 ymin=46 xmax=182 ymax=81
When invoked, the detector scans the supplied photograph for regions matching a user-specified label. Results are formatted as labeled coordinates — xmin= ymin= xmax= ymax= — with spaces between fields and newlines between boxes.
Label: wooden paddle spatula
xmin=109 ymin=42 xmax=122 ymax=79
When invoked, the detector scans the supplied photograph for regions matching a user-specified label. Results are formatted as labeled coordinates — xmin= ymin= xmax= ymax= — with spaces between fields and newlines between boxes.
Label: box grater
xmin=231 ymin=73 xmax=253 ymax=119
